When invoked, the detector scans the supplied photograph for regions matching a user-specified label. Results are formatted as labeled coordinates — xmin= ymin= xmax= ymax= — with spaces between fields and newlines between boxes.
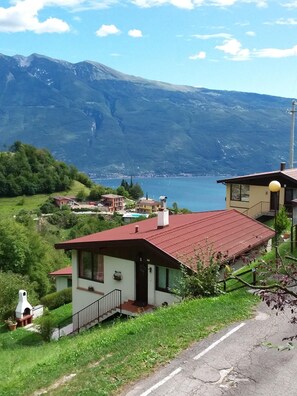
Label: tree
xmin=89 ymin=185 xmax=106 ymax=200
xmin=129 ymin=183 xmax=144 ymax=200
xmin=228 ymin=250 xmax=297 ymax=340
xmin=0 ymin=219 xmax=31 ymax=274
xmin=76 ymin=189 xmax=88 ymax=202
xmin=175 ymin=245 xmax=223 ymax=299
xmin=275 ymin=207 xmax=290 ymax=241
xmin=0 ymin=271 xmax=38 ymax=320
xmin=0 ymin=217 xmax=68 ymax=297
xmin=116 ymin=185 xmax=129 ymax=198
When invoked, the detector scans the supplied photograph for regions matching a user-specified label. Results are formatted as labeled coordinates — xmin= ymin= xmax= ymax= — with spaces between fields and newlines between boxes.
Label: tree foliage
xmin=0 ymin=272 xmax=39 ymax=320
xmin=120 ymin=178 xmax=143 ymax=200
xmin=0 ymin=217 xmax=69 ymax=298
xmin=175 ymin=245 xmax=223 ymax=299
xmin=0 ymin=141 xmax=90 ymax=197
xmin=229 ymin=249 xmax=297 ymax=340
xmin=275 ymin=207 xmax=290 ymax=240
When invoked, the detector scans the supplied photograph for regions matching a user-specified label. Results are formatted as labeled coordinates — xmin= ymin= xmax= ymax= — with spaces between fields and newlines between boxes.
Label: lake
xmin=94 ymin=176 xmax=226 ymax=212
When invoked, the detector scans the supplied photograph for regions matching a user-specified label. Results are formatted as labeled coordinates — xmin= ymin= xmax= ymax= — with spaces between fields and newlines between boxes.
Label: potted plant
xmin=5 ymin=317 xmax=17 ymax=331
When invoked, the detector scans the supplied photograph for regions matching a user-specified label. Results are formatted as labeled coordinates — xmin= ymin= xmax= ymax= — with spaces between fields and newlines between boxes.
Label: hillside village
xmin=1 ymin=139 xmax=297 ymax=395
xmin=2 ymin=0 xmax=297 ymax=392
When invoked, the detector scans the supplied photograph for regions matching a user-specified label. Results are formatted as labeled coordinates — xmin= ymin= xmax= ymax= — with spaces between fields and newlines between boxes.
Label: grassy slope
xmin=0 ymin=181 xmax=89 ymax=217
xmin=0 ymin=290 xmax=258 ymax=396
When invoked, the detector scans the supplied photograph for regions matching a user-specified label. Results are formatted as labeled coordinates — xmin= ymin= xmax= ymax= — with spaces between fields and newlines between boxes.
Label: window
xmin=156 ymin=266 xmax=181 ymax=293
xmin=230 ymin=184 xmax=249 ymax=202
xmin=79 ymin=251 xmax=104 ymax=282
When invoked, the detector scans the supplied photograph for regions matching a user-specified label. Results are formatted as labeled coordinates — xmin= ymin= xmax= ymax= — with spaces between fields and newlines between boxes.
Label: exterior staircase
xmin=57 ymin=289 xmax=122 ymax=337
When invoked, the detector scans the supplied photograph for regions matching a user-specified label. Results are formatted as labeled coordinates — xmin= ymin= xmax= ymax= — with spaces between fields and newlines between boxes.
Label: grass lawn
xmin=0 ymin=181 xmax=90 ymax=217
xmin=0 ymin=290 xmax=259 ymax=396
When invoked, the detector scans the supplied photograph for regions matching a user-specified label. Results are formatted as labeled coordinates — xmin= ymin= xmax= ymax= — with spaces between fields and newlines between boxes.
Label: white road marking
xmin=193 ymin=322 xmax=246 ymax=360
xmin=140 ymin=367 xmax=182 ymax=396
xmin=139 ymin=322 xmax=245 ymax=395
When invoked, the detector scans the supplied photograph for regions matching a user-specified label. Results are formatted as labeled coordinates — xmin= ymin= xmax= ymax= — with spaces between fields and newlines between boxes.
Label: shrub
xmin=40 ymin=288 xmax=72 ymax=310
xmin=38 ymin=310 xmax=55 ymax=342
xmin=175 ymin=246 xmax=223 ymax=299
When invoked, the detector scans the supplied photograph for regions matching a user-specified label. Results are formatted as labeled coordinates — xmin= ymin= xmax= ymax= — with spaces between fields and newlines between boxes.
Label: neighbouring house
xmin=53 ymin=196 xmax=78 ymax=208
xmin=101 ymin=194 xmax=124 ymax=213
xmin=49 ymin=266 xmax=72 ymax=291
xmin=217 ymin=163 xmax=297 ymax=220
xmin=55 ymin=205 xmax=274 ymax=332
xmin=136 ymin=198 xmax=161 ymax=214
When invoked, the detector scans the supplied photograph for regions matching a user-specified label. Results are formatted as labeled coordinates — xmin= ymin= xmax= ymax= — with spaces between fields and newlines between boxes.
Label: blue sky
xmin=1 ymin=0 xmax=297 ymax=98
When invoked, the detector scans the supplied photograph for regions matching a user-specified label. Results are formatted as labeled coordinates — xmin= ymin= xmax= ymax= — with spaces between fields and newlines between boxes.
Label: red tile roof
xmin=50 ymin=267 xmax=72 ymax=276
xmin=56 ymin=210 xmax=274 ymax=270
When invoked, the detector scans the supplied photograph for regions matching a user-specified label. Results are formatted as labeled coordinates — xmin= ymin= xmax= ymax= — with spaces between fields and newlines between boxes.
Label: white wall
xmin=55 ymin=277 xmax=69 ymax=292
xmin=155 ymin=290 xmax=180 ymax=306
xmin=72 ymin=252 xmax=135 ymax=314
xmin=72 ymin=251 xmax=181 ymax=315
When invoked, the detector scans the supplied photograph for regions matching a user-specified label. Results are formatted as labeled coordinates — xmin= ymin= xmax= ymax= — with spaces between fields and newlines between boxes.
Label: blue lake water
xmin=94 ymin=176 xmax=226 ymax=212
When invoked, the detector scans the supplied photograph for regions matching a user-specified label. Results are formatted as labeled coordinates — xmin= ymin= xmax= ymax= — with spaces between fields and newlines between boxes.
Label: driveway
xmin=123 ymin=301 xmax=297 ymax=395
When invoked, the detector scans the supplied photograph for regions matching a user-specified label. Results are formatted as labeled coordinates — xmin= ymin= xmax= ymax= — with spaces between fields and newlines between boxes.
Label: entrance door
xmin=135 ymin=257 xmax=148 ymax=306
xmin=270 ymin=191 xmax=279 ymax=211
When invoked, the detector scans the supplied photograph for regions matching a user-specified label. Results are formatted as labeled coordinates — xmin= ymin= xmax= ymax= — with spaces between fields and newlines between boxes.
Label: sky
xmin=1 ymin=0 xmax=297 ymax=99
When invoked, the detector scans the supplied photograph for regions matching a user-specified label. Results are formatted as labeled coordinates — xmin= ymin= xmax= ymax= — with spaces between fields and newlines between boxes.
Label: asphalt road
xmin=123 ymin=301 xmax=297 ymax=396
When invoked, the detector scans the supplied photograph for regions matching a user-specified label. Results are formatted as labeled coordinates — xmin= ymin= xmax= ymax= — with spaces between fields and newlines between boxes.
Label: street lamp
xmin=268 ymin=180 xmax=281 ymax=258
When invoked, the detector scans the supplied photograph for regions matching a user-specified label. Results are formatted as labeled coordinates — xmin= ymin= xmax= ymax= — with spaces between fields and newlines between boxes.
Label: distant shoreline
xmin=91 ymin=174 xmax=233 ymax=180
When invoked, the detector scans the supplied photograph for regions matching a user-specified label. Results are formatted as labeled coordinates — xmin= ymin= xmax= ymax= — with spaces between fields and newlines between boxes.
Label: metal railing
xmin=219 ymin=268 xmax=257 ymax=293
xmin=58 ymin=289 xmax=122 ymax=337
xmin=242 ymin=201 xmax=271 ymax=218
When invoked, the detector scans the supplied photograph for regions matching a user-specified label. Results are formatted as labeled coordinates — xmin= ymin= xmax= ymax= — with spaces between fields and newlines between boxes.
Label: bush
xmin=175 ymin=246 xmax=223 ymax=299
xmin=38 ymin=310 xmax=55 ymax=342
xmin=40 ymin=288 xmax=72 ymax=310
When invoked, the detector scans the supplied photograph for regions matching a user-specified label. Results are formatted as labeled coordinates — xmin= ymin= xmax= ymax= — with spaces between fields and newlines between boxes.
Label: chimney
xmin=158 ymin=196 xmax=169 ymax=228
xmin=280 ymin=162 xmax=286 ymax=171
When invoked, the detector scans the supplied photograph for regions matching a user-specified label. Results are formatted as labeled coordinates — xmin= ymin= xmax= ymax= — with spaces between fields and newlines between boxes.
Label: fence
xmin=219 ymin=268 xmax=257 ymax=293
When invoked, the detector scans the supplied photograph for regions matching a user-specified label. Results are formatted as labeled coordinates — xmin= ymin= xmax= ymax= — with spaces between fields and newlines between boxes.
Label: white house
xmin=55 ymin=208 xmax=274 ymax=332
xmin=49 ymin=267 xmax=72 ymax=292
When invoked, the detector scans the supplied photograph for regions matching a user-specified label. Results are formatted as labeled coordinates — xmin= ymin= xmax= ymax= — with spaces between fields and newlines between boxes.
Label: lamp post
xmin=268 ymin=180 xmax=281 ymax=258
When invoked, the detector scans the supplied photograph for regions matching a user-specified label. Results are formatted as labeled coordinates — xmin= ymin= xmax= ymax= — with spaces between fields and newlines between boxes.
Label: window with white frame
xmin=79 ymin=251 xmax=104 ymax=282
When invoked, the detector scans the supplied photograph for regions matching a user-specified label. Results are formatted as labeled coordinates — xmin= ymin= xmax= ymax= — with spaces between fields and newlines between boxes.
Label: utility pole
xmin=289 ymin=100 xmax=297 ymax=168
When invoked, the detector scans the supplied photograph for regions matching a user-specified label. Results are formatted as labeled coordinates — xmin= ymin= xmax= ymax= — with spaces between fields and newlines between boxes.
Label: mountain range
xmin=0 ymin=53 xmax=292 ymax=176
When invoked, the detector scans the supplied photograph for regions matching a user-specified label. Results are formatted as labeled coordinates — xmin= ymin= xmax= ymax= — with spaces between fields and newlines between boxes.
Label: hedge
xmin=40 ymin=287 xmax=72 ymax=310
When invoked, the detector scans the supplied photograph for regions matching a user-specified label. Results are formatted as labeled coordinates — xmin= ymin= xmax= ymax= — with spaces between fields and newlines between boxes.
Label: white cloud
xmin=215 ymin=38 xmax=250 ymax=60
xmin=245 ymin=31 xmax=255 ymax=36
xmin=189 ymin=51 xmax=206 ymax=59
xmin=0 ymin=0 xmax=70 ymax=33
xmin=130 ymin=0 xmax=268 ymax=8
xmin=214 ymin=36 xmax=297 ymax=60
xmin=209 ymin=0 xmax=236 ymax=5
xmin=281 ymin=1 xmax=297 ymax=8
xmin=265 ymin=18 xmax=297 ymax=25
xmin=130 ymin=0 xmax=199 ymax=9
xmin=128 ymin=29 xmax=143 ymax=37
xmin=192 ymin=33 xmax=232 ymax=39
xmin=96 ymin=24 xmax=121 ymax=37
xmin=254 ymin=45 xmax=297 ymax=58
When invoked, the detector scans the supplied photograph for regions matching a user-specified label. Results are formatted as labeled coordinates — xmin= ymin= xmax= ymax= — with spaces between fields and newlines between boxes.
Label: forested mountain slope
xmin=0 ymin=53 xmax=291 ymax=176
